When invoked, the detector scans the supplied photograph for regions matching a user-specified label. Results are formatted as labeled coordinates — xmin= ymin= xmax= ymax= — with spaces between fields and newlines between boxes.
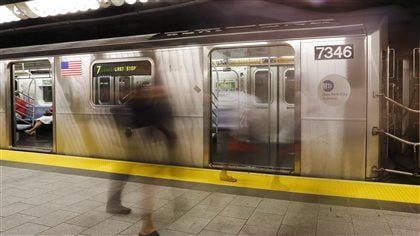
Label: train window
xmin=11 ymin=60 xmax=52 ymax=106
xmin=117 ymin=76 xmax=132 ymax=104
xmin=42 ymin=86 xmax=52 ymax=102
xmin=284 ymin=69 xmax=295 ymax=104
xmin=92 ymin=60 xmax=152 ymax=105
xmin=254 ymin=70 xmax=269 ymax=103
xmin=217 ymin=80 xmax=236 ymax=92
xmin=98 ymin=76 xmax=112 ymax=104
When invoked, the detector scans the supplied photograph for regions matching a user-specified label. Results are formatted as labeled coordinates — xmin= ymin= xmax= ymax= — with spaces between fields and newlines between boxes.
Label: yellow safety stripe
xmin=1 ymin=150 xmax=419 ymax=204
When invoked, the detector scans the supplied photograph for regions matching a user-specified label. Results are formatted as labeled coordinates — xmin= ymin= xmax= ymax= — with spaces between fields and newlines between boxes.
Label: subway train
xmin=0 ymin=16 xmax=418 ymax=182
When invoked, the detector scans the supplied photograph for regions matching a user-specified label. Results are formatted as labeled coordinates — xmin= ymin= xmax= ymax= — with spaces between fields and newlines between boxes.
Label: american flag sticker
xmin=60 ymin=60 xmax=82 ymax=76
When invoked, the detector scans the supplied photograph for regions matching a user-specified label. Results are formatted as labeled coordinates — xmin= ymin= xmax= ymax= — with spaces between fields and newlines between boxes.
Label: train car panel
xmin=155 ymin=47 xmax=205 ymax=166
xmin=0 ymin=62 xmax=6 ymax=149
xmin=155 ymin=47 xmax=204 ymax=117
xmin=54 ymin=49 xmax=205 ymax=166
xmin=365 ymin=19 xmax=387 ymax=179
xmin=300 ymin=37 xmax=367 ymax=179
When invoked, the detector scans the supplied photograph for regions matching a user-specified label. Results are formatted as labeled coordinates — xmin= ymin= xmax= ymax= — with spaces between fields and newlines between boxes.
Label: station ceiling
xmin=0 ymin=0 xmax=418 ymax=50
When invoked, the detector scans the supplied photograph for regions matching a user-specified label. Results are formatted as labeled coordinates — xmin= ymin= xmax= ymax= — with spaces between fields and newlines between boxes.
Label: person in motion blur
xmin=219 ymin=91 xmax=263 ymax=182
xmin=107 ymin=84 xmax=176 ymax=236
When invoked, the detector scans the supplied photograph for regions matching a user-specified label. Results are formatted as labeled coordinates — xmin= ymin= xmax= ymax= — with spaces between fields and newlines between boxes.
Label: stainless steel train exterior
xmin=0 ymin=17 xmax=406 ymax=181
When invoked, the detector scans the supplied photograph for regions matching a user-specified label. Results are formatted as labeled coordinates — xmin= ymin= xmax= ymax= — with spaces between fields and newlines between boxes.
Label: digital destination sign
xmin=92 ymin=60 xmax=152 ymax=77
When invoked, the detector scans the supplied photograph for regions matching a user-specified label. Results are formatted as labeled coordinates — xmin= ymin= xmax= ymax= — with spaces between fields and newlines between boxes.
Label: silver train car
xmin=1 ymin=17 xmax=418 ymax=181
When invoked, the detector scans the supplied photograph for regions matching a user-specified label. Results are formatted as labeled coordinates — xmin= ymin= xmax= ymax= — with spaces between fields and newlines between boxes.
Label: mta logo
xmin=323 ymin=80 xmax=334 ymax=92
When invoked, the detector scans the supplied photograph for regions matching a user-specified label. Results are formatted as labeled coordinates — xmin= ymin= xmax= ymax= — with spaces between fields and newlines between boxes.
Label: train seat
xmin=16 ymin=124 xmax=31 ymax=131
xmin=16 ymin=106 xmax=52 ymax=130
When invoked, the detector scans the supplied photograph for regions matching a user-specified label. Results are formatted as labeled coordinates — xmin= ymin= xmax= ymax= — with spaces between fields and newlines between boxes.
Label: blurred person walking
xmin=107 ymin=84 xmax=176 ymax=236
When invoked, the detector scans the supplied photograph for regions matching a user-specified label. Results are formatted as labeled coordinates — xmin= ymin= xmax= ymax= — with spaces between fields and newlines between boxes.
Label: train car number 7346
xmin=315 ymin=44 xmax=354 ymax=60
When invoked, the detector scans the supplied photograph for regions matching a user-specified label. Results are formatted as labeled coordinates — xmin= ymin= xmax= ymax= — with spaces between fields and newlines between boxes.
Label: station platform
xmin=1 ymin=150 xmax=419 ymax=235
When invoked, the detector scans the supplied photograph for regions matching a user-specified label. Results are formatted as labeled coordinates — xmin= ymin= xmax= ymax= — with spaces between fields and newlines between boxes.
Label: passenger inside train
xmin=24 ymin=107 xmax=53 ymax=136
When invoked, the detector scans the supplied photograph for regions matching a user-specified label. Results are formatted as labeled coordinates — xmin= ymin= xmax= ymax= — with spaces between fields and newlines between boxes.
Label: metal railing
xmin=372 ymin=166 xmax=419 ymax=177
xmin=413 ymin=48 xmax=419 ymax=79
xmin=372 ymin=127 xmax=419 ymax=148
xmin=211 ymin=91 xmax=219 ymax=135
xmin=374 ymin=92 xmax=420 ymax=114
xmin=16 ymin=91 xmax=36 ymax=126
xmin=211 ymin=65 xmax=220 ymax=136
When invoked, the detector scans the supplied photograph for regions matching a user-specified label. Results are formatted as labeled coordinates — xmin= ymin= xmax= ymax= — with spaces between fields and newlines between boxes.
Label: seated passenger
xmin=15 ymin=92 xmax=26 ymax=119
xmin=25 ymin=107 xmax=53 ymax=136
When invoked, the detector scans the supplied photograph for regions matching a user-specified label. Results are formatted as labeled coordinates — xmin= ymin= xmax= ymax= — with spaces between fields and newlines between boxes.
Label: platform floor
xmin=1 ymin=162 xmax=419 ymax=236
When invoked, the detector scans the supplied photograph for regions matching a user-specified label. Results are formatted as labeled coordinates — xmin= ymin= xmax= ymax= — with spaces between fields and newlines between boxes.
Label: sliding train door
xmin=10 ymin=59 xmax=54 ymax=151
xmin=210 ymin=45 xmax=296 ymax=172
xmin=250 ymin=65 xmax=295 ymax=169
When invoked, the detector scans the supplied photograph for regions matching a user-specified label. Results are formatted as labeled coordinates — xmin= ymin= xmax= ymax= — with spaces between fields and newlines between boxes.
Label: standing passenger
xmin=107 ymin=84 xmax=176 ymax=236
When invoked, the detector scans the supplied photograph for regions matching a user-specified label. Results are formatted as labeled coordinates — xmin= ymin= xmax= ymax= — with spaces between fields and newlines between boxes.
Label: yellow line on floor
xmin=1 ymin=149 xmax=419 ymax=204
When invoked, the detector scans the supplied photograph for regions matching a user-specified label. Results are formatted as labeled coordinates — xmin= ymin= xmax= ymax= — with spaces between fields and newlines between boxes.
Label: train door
xmin=10 ymin=59 xmax=53 ymax=151
xmin=210 ymin=45 xmax=296 ymax=172
xmin=249 ymin=66 xmax=295 ymax=168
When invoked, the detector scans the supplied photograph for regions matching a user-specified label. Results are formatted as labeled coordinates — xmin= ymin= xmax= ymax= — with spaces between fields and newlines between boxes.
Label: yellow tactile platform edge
xmin=1 ymin=150 xmax=419 ymax=204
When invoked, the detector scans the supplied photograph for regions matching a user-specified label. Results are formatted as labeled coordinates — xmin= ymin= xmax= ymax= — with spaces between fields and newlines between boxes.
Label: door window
xmin=284 ymin=69 xmax=295 ymax=104
xmin=254 ymin=70 xmax=270 ymax=104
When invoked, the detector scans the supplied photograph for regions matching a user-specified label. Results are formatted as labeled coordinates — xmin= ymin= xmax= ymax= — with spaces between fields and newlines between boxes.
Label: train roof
xmin=0 ymin=17 xmax=379 ymax=60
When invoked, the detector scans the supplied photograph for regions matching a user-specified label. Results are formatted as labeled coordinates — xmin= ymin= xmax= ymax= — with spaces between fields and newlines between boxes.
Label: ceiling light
xmin=111 ymin=0 xmax=125 ymax=6
xmin=0 ymin=0 xmax=142 ymax=25
xmin=125 ymin=0 xmax=137 ymax=4
xmin=12 ymin=5 xmax=28 ymax=19
xmin=0 ymin=6 xmax=20 ymax=24
xmin=25 ymin=0 xmax=101 ymax=17
xmin=98 ymin=0 xmax=112 ymax=8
